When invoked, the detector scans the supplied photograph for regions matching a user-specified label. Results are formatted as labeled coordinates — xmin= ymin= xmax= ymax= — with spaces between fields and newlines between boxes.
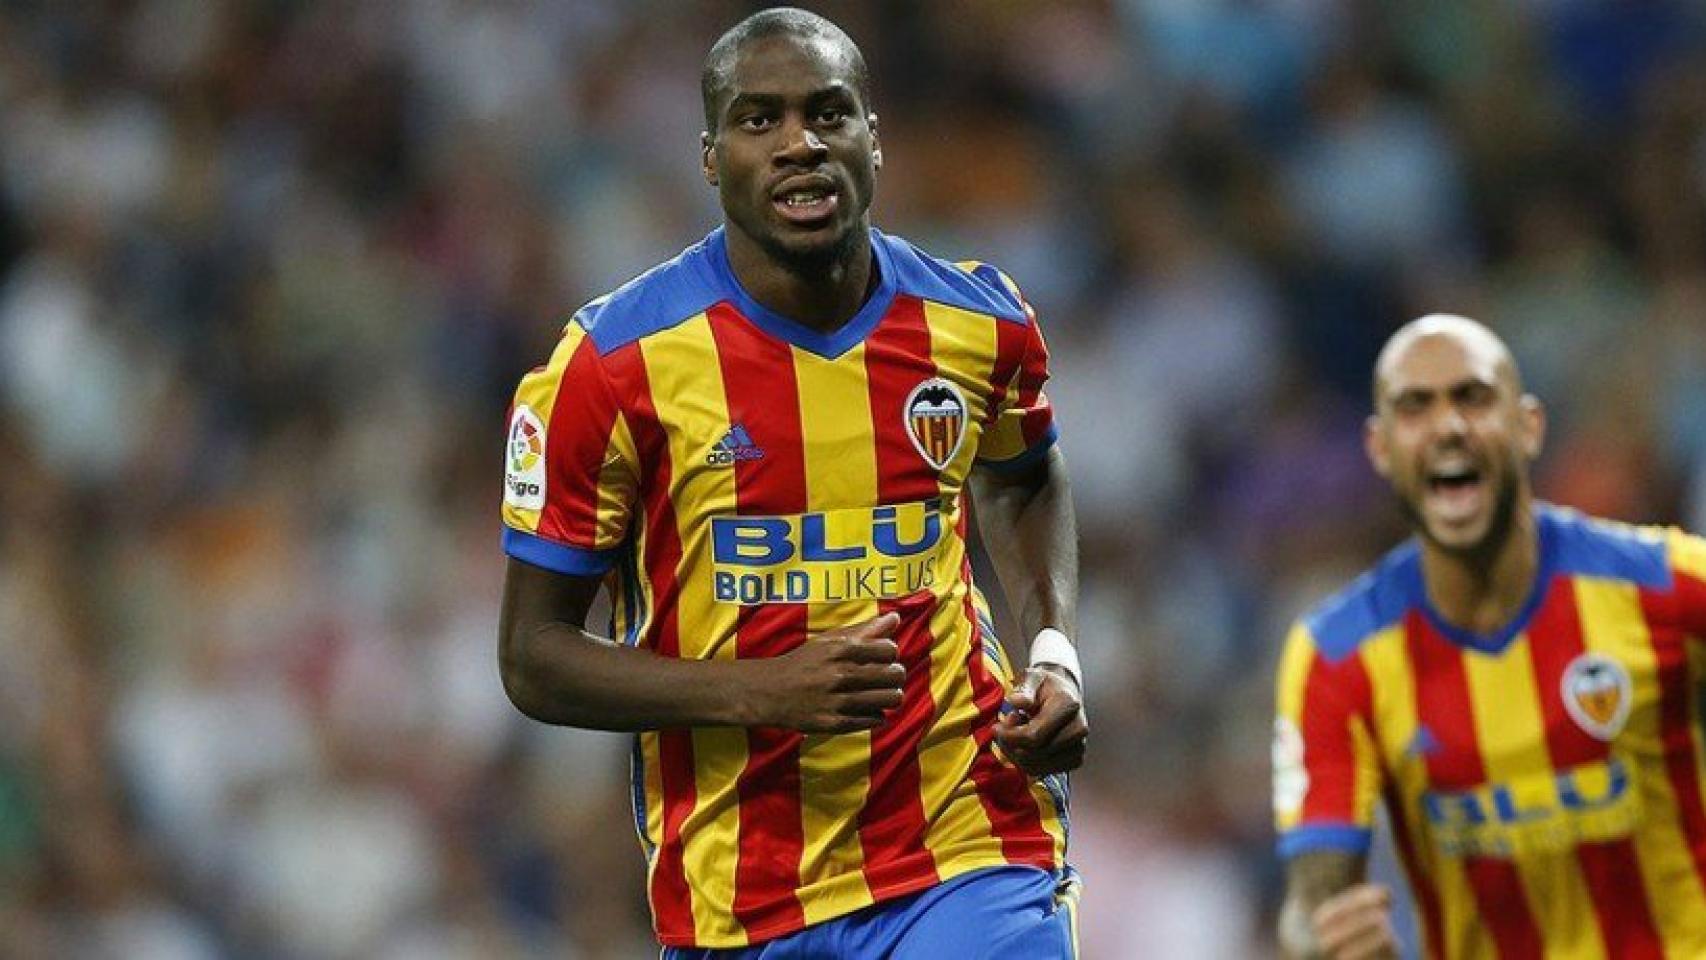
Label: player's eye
xmin=1456 ymin=382 xmax=1496 ymax=408
xmin=737 ymin=114 xmax=776 ymax=132
xmin=814 ymin=107 xmax=848 ymax=126
xmin=1391 ymin=393 xmax=1429 ymax=416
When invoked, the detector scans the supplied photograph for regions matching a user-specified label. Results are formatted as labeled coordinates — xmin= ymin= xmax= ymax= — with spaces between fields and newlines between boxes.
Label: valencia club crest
xmin=904 ymin=377 xmax=967 ymax=471
xmin=1560 ymin=653 xmax=1633 ymax=742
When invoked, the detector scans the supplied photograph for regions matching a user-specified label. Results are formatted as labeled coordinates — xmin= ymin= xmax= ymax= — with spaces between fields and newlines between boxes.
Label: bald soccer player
xmin=1275 ymin=315 xmax=1706 ymax=959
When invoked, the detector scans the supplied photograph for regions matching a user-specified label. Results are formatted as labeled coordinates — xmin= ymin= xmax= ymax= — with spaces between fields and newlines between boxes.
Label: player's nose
xmin=774 ymin=117 xmax=828 ymax=166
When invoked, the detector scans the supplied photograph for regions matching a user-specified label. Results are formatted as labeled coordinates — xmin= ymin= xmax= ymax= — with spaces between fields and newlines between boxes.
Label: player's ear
xmin=868 ymin=112 xmax=882 ymax=170
xmin=701 ymin=131 xmax=718 ymax=186
xmin=1364 ymin=414 xmax=1392 ymax=478
xmin=1518 ymin=393 xmax=1545 ymax=460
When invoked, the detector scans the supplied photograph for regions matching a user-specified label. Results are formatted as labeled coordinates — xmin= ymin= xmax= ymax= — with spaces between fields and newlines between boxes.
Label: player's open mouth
xmin=1424 ymin=464 xmax=1484 ymax=520
xmin=772 ymin=180 xmax=840 ymax=225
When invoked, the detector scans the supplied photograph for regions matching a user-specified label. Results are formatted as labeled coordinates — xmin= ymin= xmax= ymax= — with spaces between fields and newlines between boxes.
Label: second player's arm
xmin=498 ymin=558 xmax=905 ymax=732
xmin=1279 ymin=851 xmax=1398 ymax=960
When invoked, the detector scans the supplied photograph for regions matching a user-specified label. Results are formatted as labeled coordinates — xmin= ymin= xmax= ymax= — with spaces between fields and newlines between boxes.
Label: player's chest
xmin=1379 ymin=602 xmax=1676 ymax=856
xmin=642 ymin=351 xmax=994 ymax=515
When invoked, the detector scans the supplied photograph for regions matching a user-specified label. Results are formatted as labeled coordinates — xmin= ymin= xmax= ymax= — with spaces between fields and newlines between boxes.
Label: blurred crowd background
xmin=3 ymin=0 xmax=1705 ymax=957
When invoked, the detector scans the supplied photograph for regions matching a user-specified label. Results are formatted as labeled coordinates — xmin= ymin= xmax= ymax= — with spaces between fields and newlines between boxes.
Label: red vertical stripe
xmin=1641 ymin=578 xmax=1706 ymax=899
xmin=611 ymin=341 xmax=697 ymax=941
xmin=1296 ymin=652 xmax=1372 ymax=825
xmin=962 ymin=557 xmax=1055 ymax=867
xmin=1011 ymin=319 xmax=1053 ymax=448
xmin=539 ymin=336 xmax=620 ymax=544
xmin=1406 ymin=611 xmax=1545 ymax=959
xmin=983 ymin=314 xmax=1027 ymax=427
xmin=706 ymin=305 xmax=808 ymax=939
xmin=861 ymin=592 xmax=943 ymax=896
xmin=858 ymin=295 xmax=943 ymax=894
xmin=1527 ymin=583 xmax=1663 ymax=957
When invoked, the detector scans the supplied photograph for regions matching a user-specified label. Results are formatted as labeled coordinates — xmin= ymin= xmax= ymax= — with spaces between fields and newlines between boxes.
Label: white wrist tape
xmin=1028 ymin=628 xmax=1081 ymax=690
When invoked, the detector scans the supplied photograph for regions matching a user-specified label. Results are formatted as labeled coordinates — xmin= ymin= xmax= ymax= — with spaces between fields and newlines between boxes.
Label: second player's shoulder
xmin=874 ymin=231 xmax=1033 ymax=326
xmin=1541 ymin=504 xmax=1673 ymax=588
xmin=1295 ymin=541 xmax=1421 ymax=664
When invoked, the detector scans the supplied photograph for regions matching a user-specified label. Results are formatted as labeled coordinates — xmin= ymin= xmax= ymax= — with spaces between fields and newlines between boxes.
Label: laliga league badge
xmin=1560 ymin=652 xmax=1633 ymax=742
xmin=505 ymin=405 xmax=547 ymax=511
xmin=904 ymin=377 xmax=967 ymax=471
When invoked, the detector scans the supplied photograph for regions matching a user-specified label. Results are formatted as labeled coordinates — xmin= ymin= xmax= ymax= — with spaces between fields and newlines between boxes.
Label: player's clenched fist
xmin=995 ymin=666 xmax=1087 ymax=776
xmin=755 ymin=612 xmax=907 ymax=733
xmin=1310 ymin=884 xmax=1399 ymax=960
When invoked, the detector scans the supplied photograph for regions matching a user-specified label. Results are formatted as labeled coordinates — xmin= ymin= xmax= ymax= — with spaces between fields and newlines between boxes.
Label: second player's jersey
xmin=501 ymin=227 xmax=1068 ymax=949
xmin=1275 ymin=505 xmax=1706 ymax=959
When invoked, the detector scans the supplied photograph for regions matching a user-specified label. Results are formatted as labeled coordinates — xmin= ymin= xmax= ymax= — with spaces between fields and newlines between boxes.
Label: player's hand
xmin=994 ymin=666 xmax=1087 ymax=776
xmin=1311 ymin=883 xmax=1399 ymax=960
xmin=756 ymin=613 xmax=906 ymax=733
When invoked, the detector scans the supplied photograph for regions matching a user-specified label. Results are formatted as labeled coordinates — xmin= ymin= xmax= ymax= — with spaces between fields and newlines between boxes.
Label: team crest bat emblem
xmin=904 ymin=377 xmax=967 ymax=471
xmin=1560 ymin=653 xmax=1632 ymax=741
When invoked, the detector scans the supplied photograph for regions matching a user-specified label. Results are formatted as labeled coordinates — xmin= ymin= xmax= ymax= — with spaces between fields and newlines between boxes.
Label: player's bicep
xmin=498 ymin=557 xmax=606 ymax=713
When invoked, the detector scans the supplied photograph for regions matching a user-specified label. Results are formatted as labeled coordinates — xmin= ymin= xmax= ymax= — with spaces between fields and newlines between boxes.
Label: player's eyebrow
xmin=725 ymin=83 xmax=855 ymax=115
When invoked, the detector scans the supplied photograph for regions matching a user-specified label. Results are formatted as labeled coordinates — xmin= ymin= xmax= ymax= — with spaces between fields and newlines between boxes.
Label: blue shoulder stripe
xmin=877 ymin=234 xmax=1030 ymax=325
xmin=1543 ymin=504 xmax=1671 ymax=589
xmin=580 ymin=231 xmax=728 ymax=354
xmin=1304 ymin=542 xmax=1419 ymax=663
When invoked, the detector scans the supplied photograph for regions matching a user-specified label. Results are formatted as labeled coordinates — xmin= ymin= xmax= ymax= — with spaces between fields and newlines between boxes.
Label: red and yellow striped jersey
xmin=501 ymin=227 xmax=1069 ymax=948
xmin=1275 ymin=505 xmax=1706 ymax=959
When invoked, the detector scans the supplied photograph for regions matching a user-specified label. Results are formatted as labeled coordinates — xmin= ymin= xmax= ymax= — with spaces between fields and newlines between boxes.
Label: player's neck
xmin=1419 ymin=501 xmax=1539 ymax=636
xmin=725 ymin=226 xmax=875 ymax=333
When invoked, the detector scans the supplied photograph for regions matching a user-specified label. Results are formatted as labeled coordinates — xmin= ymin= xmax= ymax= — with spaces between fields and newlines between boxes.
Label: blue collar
xmin=1407 ymin=508 xmax=1557 ymax=655
xmin=708 ymin=226 xmax=897 ymax=360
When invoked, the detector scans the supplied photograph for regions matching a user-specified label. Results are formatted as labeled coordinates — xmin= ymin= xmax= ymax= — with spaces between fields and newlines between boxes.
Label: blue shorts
xmin=662 ymin=865 xmax=1081 ymax=959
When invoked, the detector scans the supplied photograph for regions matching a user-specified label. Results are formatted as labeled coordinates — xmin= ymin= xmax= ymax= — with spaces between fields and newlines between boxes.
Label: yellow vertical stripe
xmin=503 ymin=321 xmax=584 ymax=533
xmin=1274 ymin=623 xmax=1316 ymax=833
xmin=639 ymin=313 xmax=748 ymax=946
xmin=1462 ymin=636 xmax=1605 ymax=959
xmin=592 ymin=411 xmax=640 ymax=550
xmin=1574 ymin=578 xmax=1706 ymax=954
xmin=791 ymin=342 xmax=879 ymax=924
xmin=918 ymin=302 xmax=998 ymax=491
xmin=917 ymin=303 xmax=1027 ymax=862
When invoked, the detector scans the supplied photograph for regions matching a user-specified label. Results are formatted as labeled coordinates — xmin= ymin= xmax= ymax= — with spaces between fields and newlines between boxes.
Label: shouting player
xmin=1275 ymin=314 xmax=1706 ymax=958
xmin=498 ymin=9 xmax=1085 ymax=957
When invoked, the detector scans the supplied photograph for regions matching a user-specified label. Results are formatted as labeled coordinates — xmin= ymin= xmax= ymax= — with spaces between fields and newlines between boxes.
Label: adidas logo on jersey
xmin=707 ymin=424 xmax=765 ymax=466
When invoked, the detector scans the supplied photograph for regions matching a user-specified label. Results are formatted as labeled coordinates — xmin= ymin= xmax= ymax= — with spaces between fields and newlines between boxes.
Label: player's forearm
xmin=1279 ymin=896 xmax=1325 ymax=960
xmin=972 ymin=447 xmax=1078 ymax=640
xmin=500 ymin=621 xmax=754 ymax=731
xmin=1278 ymin=851 xmax=1367 ymax=960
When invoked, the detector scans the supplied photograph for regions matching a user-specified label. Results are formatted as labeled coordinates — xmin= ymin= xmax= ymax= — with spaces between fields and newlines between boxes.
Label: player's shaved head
xmin=1373 ymin=314 xmax=1523 ymax=409
xmin=701 ymin=8 xmax=870 ymax=132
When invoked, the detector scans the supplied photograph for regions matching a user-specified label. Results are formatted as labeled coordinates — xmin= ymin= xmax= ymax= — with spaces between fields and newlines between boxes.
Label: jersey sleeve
xmin=1274 ymin=620 xmax=1383 ymax=859
xmin=1666 ymin=527 xmax=1706 ymax=640
xmin=501 ymin=318 xmax=639 ymax=576
xmin=972 ymin=268 xmax=1058 ymax=471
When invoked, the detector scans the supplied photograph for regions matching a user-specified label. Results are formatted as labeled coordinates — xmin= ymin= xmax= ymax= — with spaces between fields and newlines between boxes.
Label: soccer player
xmin=497 ymin=9 xmax=1085 ymax=957
xmin=1274 ymin=314 xmax=1706 ymax=959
